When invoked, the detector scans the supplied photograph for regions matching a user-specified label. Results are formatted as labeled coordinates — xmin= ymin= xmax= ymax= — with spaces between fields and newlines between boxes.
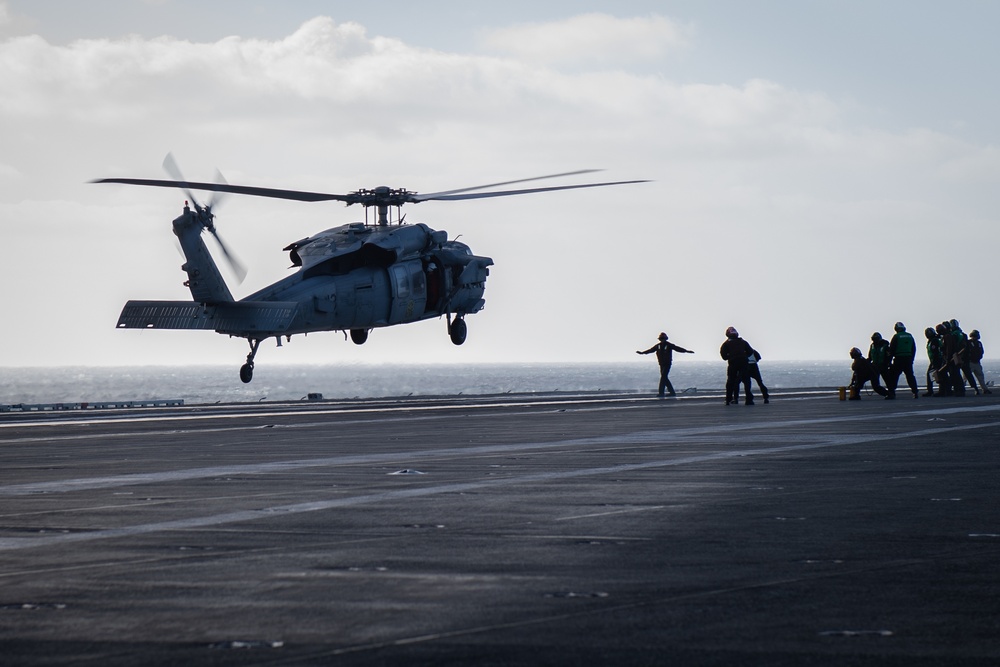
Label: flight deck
xmin=1 ymin=390 xmax=998 ymax=665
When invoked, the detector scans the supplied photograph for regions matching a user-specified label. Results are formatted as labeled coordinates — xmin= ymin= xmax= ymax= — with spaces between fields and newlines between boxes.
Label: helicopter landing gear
xmin=350 ymin=328 xmax=369 ymax=345
xmin=448 ymin=316 xmax=467 ymax=346
xmin=240 ymin=338 xmax=262 ymax=383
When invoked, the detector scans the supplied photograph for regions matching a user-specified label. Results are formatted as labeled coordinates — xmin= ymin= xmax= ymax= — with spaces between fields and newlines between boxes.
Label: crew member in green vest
xmin=867 ymin=332 xmax=891 ymax=385
xmin=887 ymin=321 xmax=919 ymax=399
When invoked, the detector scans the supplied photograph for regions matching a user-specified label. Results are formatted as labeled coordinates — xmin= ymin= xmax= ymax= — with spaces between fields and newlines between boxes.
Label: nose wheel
xmin=240 ymin=339 xmax=262 ymax=383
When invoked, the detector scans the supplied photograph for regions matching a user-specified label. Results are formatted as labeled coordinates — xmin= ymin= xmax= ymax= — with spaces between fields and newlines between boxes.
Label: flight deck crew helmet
xmin=726 ymin=326 xmax=738 ymax=338
xmin=658 ymin=332 xmax=668 ymax=340
xmin=971 ymin=329 xmax=981 ymax=339
xmin=925 ymin=327 xmax=937 ymax=339
xmin=871 ymin=332 xmax=883 ymax=342
xmin=894 ymin=322 xmax=906 ymax=332
xmin=850 ymin=347 xmax=863 ymax=359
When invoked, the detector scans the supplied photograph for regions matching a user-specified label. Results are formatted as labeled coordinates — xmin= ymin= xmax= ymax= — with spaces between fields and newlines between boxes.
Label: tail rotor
xmin=163 ymin=153 xmax=246 ymax=283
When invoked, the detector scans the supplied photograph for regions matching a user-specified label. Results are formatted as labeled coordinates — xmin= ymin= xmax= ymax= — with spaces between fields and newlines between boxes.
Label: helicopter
xmin=94 ymin=156 xmax=647 ymax=383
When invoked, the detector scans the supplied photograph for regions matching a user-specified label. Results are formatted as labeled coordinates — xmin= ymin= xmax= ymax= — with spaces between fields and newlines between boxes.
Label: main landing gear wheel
xmin=240 ymin=338 xmax=262 ymax=384
xmin=350 ymin=328 xmax=369 ymax=345
xmin=449 ymin=317 xmax=467 ymax=346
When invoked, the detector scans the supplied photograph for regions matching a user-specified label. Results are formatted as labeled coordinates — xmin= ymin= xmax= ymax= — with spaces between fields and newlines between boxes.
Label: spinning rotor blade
xmin=94 ymin=159 xmax=649 ymax=209
xmin=162 ymin=154 xmax=245 ymax=282
xmin=209 ymin=168 xmax=231 ymax=211
xmin=208 ymin=226 xmax=248 ymax=284
xmin=414 ymin=179 xmax=650 ymax=202
xmin=91 ymin=177 xmax=354 ymax=203
xmin=414 ymin=170 xmax=602 ymax=200
xmin=160 ymin=153 xmax=204 ymax=211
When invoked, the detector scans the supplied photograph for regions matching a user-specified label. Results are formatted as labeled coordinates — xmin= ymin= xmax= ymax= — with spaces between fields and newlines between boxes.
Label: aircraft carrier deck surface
xmin=1 ymin=389 xmax=998 ymax=666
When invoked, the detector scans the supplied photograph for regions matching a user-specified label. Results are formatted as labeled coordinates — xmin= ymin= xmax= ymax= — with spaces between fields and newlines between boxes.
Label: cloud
xmin=479 ymin=13 xmax=692 ymax=67
xmin=0 ymin=14 xmax=998 ymax=367
xmin=0 ymin=0 xmax=32 ymax=38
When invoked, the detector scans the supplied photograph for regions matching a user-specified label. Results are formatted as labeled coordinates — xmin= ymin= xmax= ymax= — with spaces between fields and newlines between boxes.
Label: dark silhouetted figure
xmin=868 ymin=332 xmax=891 ymax=385
xmin=720 ymin=326 xmax=754 ymax=405
xmin=924 ymin=327 xmax=944 ymax=397
xmin=950 ymin=319 xmax=979 ymax=394
xmin=969 ymin=329 xmax=992 ymax=395
xmin=744 ymin=348 xmax=770 ymax=403
xmin=849 ymin=347 xmax=888 ymax=399
xmin=936 ymin=322 xmax=958 ymax=396
xmin=887 ymin=321 xmax=919 ymax=399
xmin=637 ymin=332 xmax=693 ymax=398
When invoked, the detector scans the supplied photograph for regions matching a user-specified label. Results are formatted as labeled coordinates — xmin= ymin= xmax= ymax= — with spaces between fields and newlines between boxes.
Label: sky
xmin=1 ymin=0 xmax=999 ymax=371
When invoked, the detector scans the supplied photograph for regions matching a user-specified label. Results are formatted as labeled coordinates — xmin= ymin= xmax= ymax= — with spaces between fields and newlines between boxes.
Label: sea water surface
xmin=3 ymin=361 xmax=996 ymax=406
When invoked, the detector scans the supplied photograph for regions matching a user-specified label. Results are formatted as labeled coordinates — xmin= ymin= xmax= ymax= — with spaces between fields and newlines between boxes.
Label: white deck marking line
xmin=3 ymin=404 xmax=999 ymax=497
xmin=0 ymin=418 xmax=997 ymax=552
xmin=0 ymin=392 xmax=983 ymax=430
xmin=555 ymin=506 xmax=667 ymax=521
xmin=0 ymin=396 xmax=654 ymax=430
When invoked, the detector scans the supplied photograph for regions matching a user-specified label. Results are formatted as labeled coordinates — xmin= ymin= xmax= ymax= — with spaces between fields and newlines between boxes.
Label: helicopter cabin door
xmin=388 ymin=261 xmax=427 ymax=324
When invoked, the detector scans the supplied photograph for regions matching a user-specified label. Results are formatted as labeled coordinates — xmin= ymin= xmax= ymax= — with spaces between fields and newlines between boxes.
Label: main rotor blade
xmin=415 ymin=179 xmax=651 ymax=202
xmin=414 ymin=170 xmax=603 ymax=200
xmin=91 ymin=177 xmax=353 ymax=203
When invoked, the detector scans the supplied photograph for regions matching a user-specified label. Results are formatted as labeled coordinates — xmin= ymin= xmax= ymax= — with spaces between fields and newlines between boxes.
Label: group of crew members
xmin=849 ymin=319 xmax=992 ymax=399
xmin=638 ymin=320 xmax=991 ymax=404
xmin=637 ymin=327 xmax=769 ymax=405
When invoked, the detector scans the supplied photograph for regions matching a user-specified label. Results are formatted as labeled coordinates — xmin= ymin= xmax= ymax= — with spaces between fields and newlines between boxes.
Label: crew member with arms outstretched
xmin=637 ymin=332 xmax=693 ymax=398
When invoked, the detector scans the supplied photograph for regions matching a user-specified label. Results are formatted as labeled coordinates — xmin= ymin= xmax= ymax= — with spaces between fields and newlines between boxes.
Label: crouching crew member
xmin=849 ymin=347 xmax=888 ymax=399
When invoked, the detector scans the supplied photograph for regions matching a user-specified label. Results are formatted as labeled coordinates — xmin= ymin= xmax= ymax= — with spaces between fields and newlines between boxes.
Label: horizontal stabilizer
xmin=117 ymin=301 xmax=298 ymax=335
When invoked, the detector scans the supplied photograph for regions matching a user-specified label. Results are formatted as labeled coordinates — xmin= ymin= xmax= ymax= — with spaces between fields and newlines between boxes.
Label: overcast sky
xmin=1 ymin=0 xmax=998 ymax=371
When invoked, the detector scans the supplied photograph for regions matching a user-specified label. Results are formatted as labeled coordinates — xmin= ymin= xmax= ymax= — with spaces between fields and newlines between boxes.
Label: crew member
xmin=968 ymin=329 xmax=992 ymax=395
xmin=924 ymin=327 xmax=944 ymax=397
xmin=887 ymin=322 xmax=919 ymax=399
xmin=950 ymin=319 xmax=979 ymax=395
xmin=745 ymin=347 xmax=770 ymax=404
xmin=868 ymin=332 xmax=891 ymax=385
xmin=849 ymin=347 xmax=888 ymax=399
xmin=637 ymin=332 xmax=693 ymax=398
xmin=937 ymin=322 xmax=957 ymax=395
xmin=720 ymin=326 xmax=754 ymax=405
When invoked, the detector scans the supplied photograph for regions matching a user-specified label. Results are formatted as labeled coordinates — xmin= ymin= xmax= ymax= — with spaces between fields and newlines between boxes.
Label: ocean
xmin=3 ymin=361 xmax=996 ymax=406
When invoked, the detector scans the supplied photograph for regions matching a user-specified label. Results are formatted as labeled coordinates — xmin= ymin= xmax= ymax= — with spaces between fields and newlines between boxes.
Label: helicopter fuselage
xmin=241 ymin=220 xmax=492 ymax=337
xmin=118 ymin=206 xmax=492 ymax=348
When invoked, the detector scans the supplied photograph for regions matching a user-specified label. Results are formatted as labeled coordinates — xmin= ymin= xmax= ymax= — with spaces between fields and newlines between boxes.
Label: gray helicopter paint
xmin=117 ymin=230 xmax=488 ymax=339
xmin=117 ymin=301 xmax=298 ymax=332
xmin=174 ymin=205 xmax=233 ymax=304
xmin=96 ymin=160 xmax=644 ymax=381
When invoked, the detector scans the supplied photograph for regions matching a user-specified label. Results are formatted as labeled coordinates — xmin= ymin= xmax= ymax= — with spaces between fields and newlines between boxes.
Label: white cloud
xmin=480 ymin=13 xmax=692 ymax=67
xmin=0 ymin=14 xmax=998 ymax=368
